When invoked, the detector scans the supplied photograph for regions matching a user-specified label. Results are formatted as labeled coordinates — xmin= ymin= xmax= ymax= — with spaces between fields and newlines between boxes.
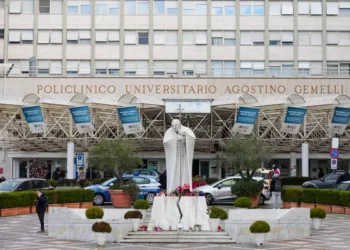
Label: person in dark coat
xmin=343 ymin=171 xmax=350 ymax=182
xmin=318 ymin=168 xmax=324 ymax=179
xmin=0 ymin=176 xmax=5 ymax=183
xmin=35 ymin=190 xmax=48 ymax=233
xmin=159 ymin=170 xmax=167 ymax=190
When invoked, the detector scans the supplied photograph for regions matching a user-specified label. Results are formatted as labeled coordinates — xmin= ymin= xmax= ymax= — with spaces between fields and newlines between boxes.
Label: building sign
xmin=76 ymin=153 xmax=84 ymax=167
xmin=70 ymin=106 xmax=94 ymax=133
xmin=117 ymin=106 xmax=144 ymax=134
xmin=22 ymin=106 xmax=47 ymax=133
xmin=165 ymin=101 xmax=211 ymax=113
xmin=232 ymin=107 xmax=259 ymax=134
xmin=281 ymin=107 xmax=307 ymax=134
xmin=329 ymin=107 xmax=350 ymax=134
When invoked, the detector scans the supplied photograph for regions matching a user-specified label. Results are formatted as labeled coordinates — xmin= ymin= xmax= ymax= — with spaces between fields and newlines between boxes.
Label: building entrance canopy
xmin=0 ymin=93 xmax=350 ymax=154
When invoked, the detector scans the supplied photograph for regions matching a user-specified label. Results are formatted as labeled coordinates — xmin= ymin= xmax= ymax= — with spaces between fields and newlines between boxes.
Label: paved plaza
xmin=0 ymin=211 xmax=349 ymax=250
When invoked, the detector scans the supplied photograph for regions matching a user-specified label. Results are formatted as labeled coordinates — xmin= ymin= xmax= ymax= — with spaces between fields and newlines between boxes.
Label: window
xmin=67 ymin=30 xmax=91 ymax=44
xmin=67 ymin=0 xmax=91 ymax=14
xmin=335 ymin=183 xmax=350 ymax=190
xmin=154 ymin=0 xmax=177 ymax=15
xmin=18 ymin=181 xmax=30 ymax=191
xmin=37 ymin=60 xmax=62 ymax=74
xmin=182 ymin=61 xmax=207 ymax=76
xmin=240 ymin=61 xmax=264 ymax=76
xmin=96 ymin=30 xmax=120 ymax=44
xmin=269 ymin=62 xmax=293 ymax=76
xmin=124 ymin=31 xmax=149 ymax=45
xmin=67 ymin=60 xmax=91 ymax=74
xmin=327 ymin=62 xmax=350 ymax=76
xmin=9 ymin=30 xmax=33 ymax=44
xmin=327 ymin=2 xmax=350 ymax=16
xmin=298 ymin=61 xmax=322 ymax=76
xmin=125 ymin=60 xmax=148 ymax=75
xmin=154 ymin=30 xmax=177 ymax=45
xmin=327 ymin=32 xmax=350 ymax=46
xmin=0 ymin=30 xmax=4 ymax=39
xmin=211 ymin=31 xmax=235 ymax=45
xmin=183 ymin=1 xmax=207 ymax=15
xmin=298 ymin=31 xmax=322 ymax=46
xmin=32 ymin=180 xmax=45 ymax=189
xmin=40 ymin=0 xmax=62 ymax=13
xmin=298 ymin=2 xmax=322 ymax=15
xmin=240 ymin=1 xmax=264 ymax=15
xmin=125 ymin=0 xmax=149 ymax=15
xmin=96 ymin=0 xmax=120 ymax=15
xmin=153 ymin=61 xmax=178 ymax=75
xmin=183 ymin=31 xmax=207 ymax=45
xmin=269 ymin=1 xmax=293 ymax=15
xmin=240 ymin=31 xmax=264 ymax=46
xmin=9 ymin=0 xmax=34 ymax=14
xmin=7 ymin=60 xmax=30 ymax=74
xmin=38 ymin=30 xmax=63 ymax=44
xmin=95 ymin=60 xmax=120 ymax=75
xmin=218 ymin=179 xmax=234 ymax=187
xmin=211 ymin=1 xmax=235 ymax=15
xmin=212 ymin=60 xmax=235 ymax=76
xmin=269 ymin=31 xmax=293 ymax=46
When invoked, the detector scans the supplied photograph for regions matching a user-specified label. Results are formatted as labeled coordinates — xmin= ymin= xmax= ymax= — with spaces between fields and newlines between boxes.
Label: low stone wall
xmin=48 ymin=207 xmax=132 ymax=243
xmin=225 ymin=208 xmax=310 ymax=243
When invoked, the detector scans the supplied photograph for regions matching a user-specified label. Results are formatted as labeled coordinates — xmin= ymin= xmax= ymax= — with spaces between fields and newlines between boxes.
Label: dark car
xmin=302 ymin=172 xmax=344 ymax=189
xmin=332 ymin=181 xmax=350 ymax=191
xmin=0 ymin=178 xmax=54 ymax=193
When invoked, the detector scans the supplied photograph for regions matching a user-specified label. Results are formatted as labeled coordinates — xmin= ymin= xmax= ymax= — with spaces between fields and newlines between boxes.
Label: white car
xmin=194 ymin=176 xmax=270 ymax=205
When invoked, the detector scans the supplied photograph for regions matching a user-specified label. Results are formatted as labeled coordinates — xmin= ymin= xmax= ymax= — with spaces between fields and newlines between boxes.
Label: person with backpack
xmin=35 ymin=190 xmax=48 ymax=233
xmin=270 ymin=173 xmax=283 ymax=209
xmin=273 ymin=164 xmax=280 ymax=177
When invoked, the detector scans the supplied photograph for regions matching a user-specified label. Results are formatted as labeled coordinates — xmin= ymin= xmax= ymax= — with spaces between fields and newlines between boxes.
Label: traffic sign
xmin=76 ymin=153 xmax=84 ymax=166
xmin=330 ymin=148 xmax=340 ymax=159
xmin=331 ymin=159 xmax=338 ymax=170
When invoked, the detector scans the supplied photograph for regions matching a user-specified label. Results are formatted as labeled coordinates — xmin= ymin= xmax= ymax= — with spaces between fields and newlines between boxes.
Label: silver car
xmin=194 ymin=176 xmax=270 ymax=205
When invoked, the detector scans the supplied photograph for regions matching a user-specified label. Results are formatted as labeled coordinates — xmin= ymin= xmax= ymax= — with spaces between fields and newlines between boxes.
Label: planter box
xmin=31 ymin=206 xmax=37 ymax=214
xmin=49 ymin=204 xmax=63 ymax=211
xmin=315 ymin=204 xmax=331 ymax=213
xmin=63 ymin=203 xmax=81 ymax=208
xmin=300 ymin=203 xmax=315 ymax=209
xmin=283 ymin=202 xmax=300 ymax=208
xmin=331 ymin=205 xmax=345 ymax=214
xmin=345 ymin=207 xmax=350 ymax=215
xmin=18 ymin=207 xmax=31 ymax=215
xmin=109 ymin=190 xmax=132 ymax=208
xmin=1 ymin=208 xmax=19 ymax=217
xmin=251 ymin=192 xmax=261 ymax=208
xmin=80 ymin=202 xmax=93 ymax=208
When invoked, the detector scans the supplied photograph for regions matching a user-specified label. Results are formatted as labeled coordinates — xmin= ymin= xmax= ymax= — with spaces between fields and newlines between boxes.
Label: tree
xmin=215 ymin=136 xmax=270 ymax=180
xmin=88 ymin=139 xmax=142 ymax=185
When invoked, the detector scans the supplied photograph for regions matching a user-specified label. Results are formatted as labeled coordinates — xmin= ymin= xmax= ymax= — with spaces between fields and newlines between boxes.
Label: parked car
xmin=85 ymin=176 xmax=161 ymax=205
xmin=123 ymin=169 xmax=161 ymax=182
xmin=194 ymin=176 xmax=270 ymax=206
xmin=332 ymin=181 xmax=350 ymax=191
xmin=0 ymin=178 xmax=54 ymax=193
xmin=302 ymin=172 xmax=344 ymax=189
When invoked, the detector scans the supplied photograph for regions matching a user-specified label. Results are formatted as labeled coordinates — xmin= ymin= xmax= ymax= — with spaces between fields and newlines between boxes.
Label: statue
xmin=163 ymin=119 xmax=196 ymax=193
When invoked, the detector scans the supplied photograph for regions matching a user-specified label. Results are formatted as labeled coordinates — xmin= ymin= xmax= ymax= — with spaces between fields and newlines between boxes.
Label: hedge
xmin=281 ymin=188 xmax=302 ymax=202
xmin=0 ymin=189 xmax=94 ymax=209
xmin=300 ymin=188 xmax=316 ymax=203
xmin=55 ymin=178 xmax=110 ymax=187
xmin=281 ymin=177 xmax=312 ymax=186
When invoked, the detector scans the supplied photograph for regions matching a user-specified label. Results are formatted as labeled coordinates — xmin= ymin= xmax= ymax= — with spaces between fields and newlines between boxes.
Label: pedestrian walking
xmin=270 ymin=174 xmax=283 ymax=209
xmin=35 ymin=190 xmax=48 ymax=233
xmin=318 ymin=168 xmax=324 ymax=179
xmin=273 ymin=164 xmax=280 ymax=177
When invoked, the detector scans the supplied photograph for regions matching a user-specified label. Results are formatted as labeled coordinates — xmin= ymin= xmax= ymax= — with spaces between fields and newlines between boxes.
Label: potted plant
xmin=124 ymin=210 xmax=143 ymax=232
xmin=133 ymin=199 xmax=150 ymax=219
xmin=234 ymin=197 xmax=252 ymax=209
xmin=232 ymin=180 xmax=264 ymax=207
xmin=281 ymin=188 xmax=301 ymax=208
xmin=109 ymin=182 xmax=141 ymax=208
xmin=208 ymin=206 xmax=227 ymax=232
xmin=92 ymin=221 xmax=112 ymax=246
xmin=193 ymin=224 xmax=202 ymax=232
xmin=249 ymin=220 xmax=271 ymax=247
xmin=88 ymin=139 xmax=142 ymax=208
xmin=86 ymin=206 xmax=104 ymax=219
xmin=310 ymin=207 xmax=326 ymax=230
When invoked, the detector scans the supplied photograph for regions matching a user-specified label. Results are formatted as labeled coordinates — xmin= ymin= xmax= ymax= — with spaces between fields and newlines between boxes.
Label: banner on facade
xmin=22 ymin=106 xmax=47 ymax=133
xmin=280 ymin=107 xmax=307 ymax=134
xmin=70 ymin=106 xmax=94 ymax=133
xmin=232 ymin=107 xmax=260 ymax=134
xmin=329 ymin=107 xmax=350 ymax=134
xmin=165 ymin=101 xmax=211 ymax=114
xmin=117 ymin=106 xmax=144 ymax=134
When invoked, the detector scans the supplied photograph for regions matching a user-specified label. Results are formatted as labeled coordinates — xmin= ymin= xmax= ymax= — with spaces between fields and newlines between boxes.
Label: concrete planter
xmin=80 ymin=202 xmax=93 ymax=208
xmin=18 ymin=207 xmax=31 ymax=215
xmin=254 ymin=233 xmax=266 ymax=247
xmin=331 ymin=205 xmax=345 ymax=214
xmin=283 ymin=202 xmax=300 ymax=208
xmin=1 ymin=208 xmax=18 ymax=217
xmin=209 ymin=219 xmax=220 ymax=232
xmin=315 ymin=204 xmax=331 ymax=213
xmin=345 ymin=207 xmax=350 ymax=215
xmin=131 ymin=218 xmax=141 ymax=232
xmin=300 ymin=202 xmax=315 ymax=209
xmin=312 ymin=218 xmax=322 ymax=230
xmin=95 ymin=232 xmax=107 ymax=246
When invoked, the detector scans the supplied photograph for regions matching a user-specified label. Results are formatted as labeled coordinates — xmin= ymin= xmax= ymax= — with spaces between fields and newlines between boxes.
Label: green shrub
xmin=231 ymin=180 xmax=264 ymax=198
xmin=249 ymin=220 xmax=271 ymax=233
xmin=281 ymin=188 xmax=302 ymax=203
xmin=301 ymin=188 xmax=316 ymax=203
xmin=209 ymin=206 xmax=228 ymax=220
xmin=57 ymin=189 xmax=84 ymax=203
xmin=17 ymin=191 xmax=36 ymax=207
xmin=340 ymin=191 xmax=350 ymax=207
xmin=315 ymin=190 xmax=340 ymax=205
xmin=0 ymin=192 xmax=19 ymax=208
xmin=281 ymin=177 xmax=312 ymax=186
xmin=310 ymin=208 xmax=326 ymax=219
xmin=234 ymin=197 xmax=252 ymax=208
xmin=48 ymin=179 xmax=57 ymax=188
xmin=124 ymin=210 xmax=143 ymax=219
xmin=92 ymin=221 xmax=112 ymax=233
xmin=206 ymin=178 xmax=219 ymax=185
xmin=86 ymin=206 xmax=104 ymax=219
xmin=82 ymin=189 xmax=95 ymax=202
xmin=133 ymin=200 xmax=150 ymax=210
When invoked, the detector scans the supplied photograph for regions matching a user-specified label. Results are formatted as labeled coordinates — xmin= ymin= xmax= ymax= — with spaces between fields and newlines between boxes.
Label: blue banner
xmin=117 ymin=106 xmax=144 ymax=134
xmin=22 ymin=106 xmax=47 ymax=133
xmin=69 ymin=106 xmax=93 ymax=133
xmin=236 ymin=107 xmax=259 ymax=124
xmin=284 ymin=107 xmax=307 ymax=124
xmin=331 ymin=107 xmax=350 ymax=124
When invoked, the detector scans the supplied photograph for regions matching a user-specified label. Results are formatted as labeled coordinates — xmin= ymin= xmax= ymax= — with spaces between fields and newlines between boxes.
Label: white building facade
xmin=0 ymin=0 xmax=350 ymax=180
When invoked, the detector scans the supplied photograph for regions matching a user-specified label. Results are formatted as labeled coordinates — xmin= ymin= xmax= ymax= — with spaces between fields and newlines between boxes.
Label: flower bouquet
xmin=140 ymin=225 xmax=148 ymax=231
xmin=153 ymin=226 xmax=162 ymax=232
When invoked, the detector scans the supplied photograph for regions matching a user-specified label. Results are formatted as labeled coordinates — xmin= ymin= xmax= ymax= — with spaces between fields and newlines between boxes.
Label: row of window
xmin=8 ymin=0 xmax=350 ymax=16
xmin=7 ymin=59 xmax=350 ymax=77
xmin=8 ymin=29 xmax=350 ymax=46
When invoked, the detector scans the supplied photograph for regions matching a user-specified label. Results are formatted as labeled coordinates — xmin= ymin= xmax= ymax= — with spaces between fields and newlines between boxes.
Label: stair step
xmin=124 ymin=235 xmax=231 ymax=239
xmin=120 ymin=239 xmax=235 ymax=243
xmin=127 ymin=232 xmax=228 ymax=236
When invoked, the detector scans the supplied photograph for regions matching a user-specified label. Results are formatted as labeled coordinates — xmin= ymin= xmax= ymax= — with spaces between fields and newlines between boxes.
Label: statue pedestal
xmin=148 ymin=196 xmax=210 ymax=231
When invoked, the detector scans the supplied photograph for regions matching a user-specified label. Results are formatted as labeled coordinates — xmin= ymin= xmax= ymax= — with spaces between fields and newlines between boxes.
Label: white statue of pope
xmin=163 ymin=119 xmax=196 ymax=193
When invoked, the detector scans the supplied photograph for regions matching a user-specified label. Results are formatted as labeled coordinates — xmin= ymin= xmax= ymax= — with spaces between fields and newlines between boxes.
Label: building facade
xmin=0 ymin=0 xmax=350 ymax=180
